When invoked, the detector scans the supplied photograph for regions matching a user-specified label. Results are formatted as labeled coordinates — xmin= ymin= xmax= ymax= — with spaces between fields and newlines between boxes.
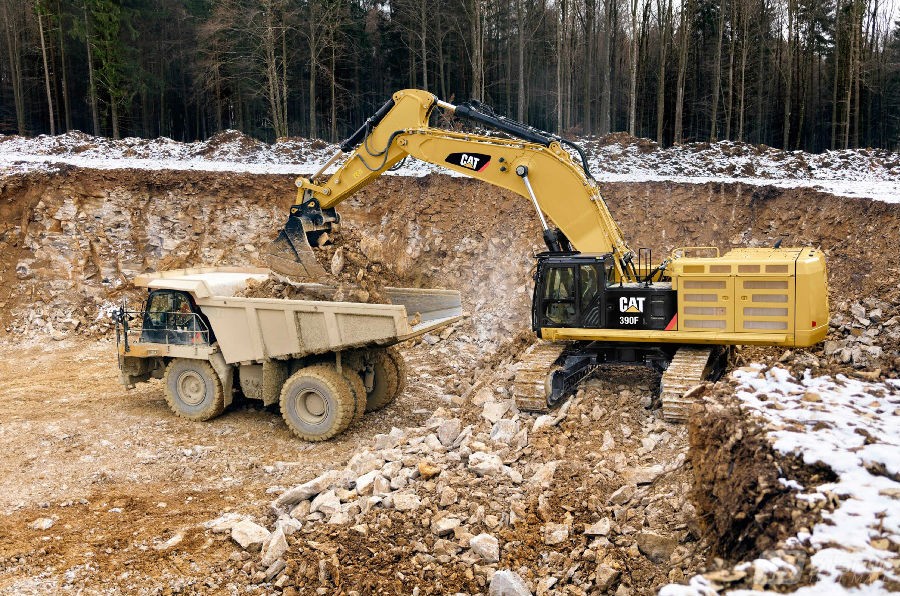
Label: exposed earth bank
xmin=0 ymin=169 xmax=898 ymax=594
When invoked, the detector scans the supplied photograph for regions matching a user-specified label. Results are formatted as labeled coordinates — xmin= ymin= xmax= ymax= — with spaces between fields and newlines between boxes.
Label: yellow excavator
xmin=265 ymin=89 xmax=829 ymax=421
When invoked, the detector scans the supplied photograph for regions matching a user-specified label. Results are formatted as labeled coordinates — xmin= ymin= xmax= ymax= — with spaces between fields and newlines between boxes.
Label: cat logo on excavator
xmin=619 ymin=297 xmax=645 ymax=313
xmin=445 ymin=152 xmax=491 ymax=172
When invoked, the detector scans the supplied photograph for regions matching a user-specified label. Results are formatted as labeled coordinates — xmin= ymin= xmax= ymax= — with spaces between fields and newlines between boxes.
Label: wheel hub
xmin=177 ymin=370 xmax=207 ymax=406
xmin=295 ymin=389 xmax=328 ymax=423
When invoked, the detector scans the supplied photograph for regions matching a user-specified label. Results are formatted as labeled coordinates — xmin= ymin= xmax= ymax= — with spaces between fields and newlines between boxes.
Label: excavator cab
xmin=532 ymin=253 xmax=678 ymax=336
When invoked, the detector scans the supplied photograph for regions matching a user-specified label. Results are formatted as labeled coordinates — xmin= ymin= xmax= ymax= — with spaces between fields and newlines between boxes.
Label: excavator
xmin=264 ymin=89 xmax=829 ymax=421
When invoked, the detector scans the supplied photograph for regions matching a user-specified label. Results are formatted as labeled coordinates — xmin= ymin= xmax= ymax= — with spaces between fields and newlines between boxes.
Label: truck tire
xmin=280 ymin=365 xmax=355 ymax=441
xmin=340 ymin=369 xmax=367 ymax=424
xmin=163 ymin=358 xmax=225 ymax=421
xmin=365 ymin=346 xmax=407 ymax=412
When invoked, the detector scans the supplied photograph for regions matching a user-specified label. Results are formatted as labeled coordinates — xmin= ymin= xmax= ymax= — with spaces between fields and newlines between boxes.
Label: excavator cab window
xmin=542 ymin=266 xmax=577 ymax=326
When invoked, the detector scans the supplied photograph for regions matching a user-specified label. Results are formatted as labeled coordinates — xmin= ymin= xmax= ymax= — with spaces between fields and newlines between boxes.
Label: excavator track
xmin=659 ymin=347 xmax=715 ymax=423
xmin=513 ymin=342 xmax=567 ymax=412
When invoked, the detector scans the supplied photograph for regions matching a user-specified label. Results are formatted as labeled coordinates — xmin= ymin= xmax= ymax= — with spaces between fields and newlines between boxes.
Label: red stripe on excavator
xmin=477 ymin=161 xmax=491 ymax=172
xmin=664 ymin=314 xmax=677 ymax=331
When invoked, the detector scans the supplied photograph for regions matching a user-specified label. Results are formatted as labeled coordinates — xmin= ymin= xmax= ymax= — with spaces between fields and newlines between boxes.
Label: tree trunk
xmin=470 ymin=0 xmax=484 ymax=100
xmin=737 ymin=0 xmax=748 ymax=141
xmin=584 ymin=0 xmax=595 ymax=134
xmin=111 ymin=97 xmax=119 ymax=139
xmin=655 ymin=0 xmax=670 ymax=144
xmin=38 ymin=7 xmax=57 ymax=135
xmin=831 ymin=0 xmax=841 ymax=148
xmin=83 ymin=3 xmax=100 ymax=136
xmin=709 ymin=0 xmax=725 ymax=140
xmin=56 ymin=0 xmax=71 ymax=131
xmin=556 ymin=0 xmax=567 ymax=130
xmin=421 ymin=0 xmax=428 ymax=91
xmin=330 ymin=45 xmax=337 ymax=142
xmin=673 ymin=0 xmax=690 ymax=143
xmin=516 ymin=0 xmax=525 ymax=120
xmin=282 ymin=21 xmax=290 ymax=137
xmin=308 ymin=5 xmax=318 ymax=139
xmin=628 ymin=0 xmax=639 ymax=135
xmin=782 ymin=0 xmax=794 ymax=148
xmin=724 ymin=4 xmax=735 ymax=140
xmin=3 ymin=1 xmax=27 ymax=134
xmin=598 ymin=0 xmax=611 ymax=134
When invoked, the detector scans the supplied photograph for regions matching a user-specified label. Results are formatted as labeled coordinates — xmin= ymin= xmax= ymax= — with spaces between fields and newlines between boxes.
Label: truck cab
xmin=139 ymin=289 xmax=212 ymax=345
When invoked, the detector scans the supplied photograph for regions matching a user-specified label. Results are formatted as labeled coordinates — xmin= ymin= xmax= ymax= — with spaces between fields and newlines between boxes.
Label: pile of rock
xmin=823 ymin=297 xmax=900 ymax=372
xmin=205 ymin=360 xmax=706 ymax=594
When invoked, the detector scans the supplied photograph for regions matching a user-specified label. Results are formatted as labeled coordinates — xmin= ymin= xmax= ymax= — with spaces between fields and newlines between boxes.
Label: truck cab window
xmin=142 ymin=290 xmax=204 ymax=345
xmin=542 ymin=267 xmax=576 ymax=326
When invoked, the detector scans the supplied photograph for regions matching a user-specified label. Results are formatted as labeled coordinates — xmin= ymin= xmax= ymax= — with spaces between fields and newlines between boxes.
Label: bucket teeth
xmin=660 ymin=347 xmax=715 ymax=422
xmin=512 ymin=342 xmax=567 ymax=412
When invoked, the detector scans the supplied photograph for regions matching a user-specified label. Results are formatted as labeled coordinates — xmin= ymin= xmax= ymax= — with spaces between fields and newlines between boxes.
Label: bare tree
xmin=673 ymin=0 xmax=691 ymax=143
xmin=709 ymin=0 xmax=726 ymax=140
xmin=655 ymin=0 xmax=672 ymax=143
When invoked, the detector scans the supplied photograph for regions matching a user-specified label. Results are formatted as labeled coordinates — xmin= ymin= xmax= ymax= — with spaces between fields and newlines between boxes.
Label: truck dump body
xmin=134 ymin=267 xmax=463 ymax=364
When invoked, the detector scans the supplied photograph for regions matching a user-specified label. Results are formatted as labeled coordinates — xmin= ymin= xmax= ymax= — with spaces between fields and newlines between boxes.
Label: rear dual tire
xmin=364 ymin=347 xmax=406 ymax=412
xmin=279 ymin=365 xmax=356 ymax=442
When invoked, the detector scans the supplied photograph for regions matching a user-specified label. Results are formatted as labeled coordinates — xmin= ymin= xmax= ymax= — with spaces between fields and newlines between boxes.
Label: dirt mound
xmin=193 ymin=129 xmax=267 ymax=160
xmin=256 ymin=363 xmax=705 ymax=595
xmin=688 ymin=385 xmax=835 ymax=560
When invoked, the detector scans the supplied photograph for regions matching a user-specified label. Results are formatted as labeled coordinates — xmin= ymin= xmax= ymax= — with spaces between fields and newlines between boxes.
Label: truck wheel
xmin=365 ymin=347 xmax=407 ymax=412
xmin=280 ymin=365 xmax=355 ymax=441
xmin=340 ymin=369 xmax=367 ymax=424
xmin=163 ymin=358 xmax=225 ymax=421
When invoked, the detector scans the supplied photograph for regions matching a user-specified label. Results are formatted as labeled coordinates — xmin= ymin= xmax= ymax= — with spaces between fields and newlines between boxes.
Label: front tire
xmin=280 ymin=365 xmax=355 ymax=441
xmin=163 ymin=358 xmax=225 ymax=421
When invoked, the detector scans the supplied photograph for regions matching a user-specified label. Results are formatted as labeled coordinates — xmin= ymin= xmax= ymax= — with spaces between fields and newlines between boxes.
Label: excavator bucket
xmin=263 ymin=220 xmax=328 ymax=280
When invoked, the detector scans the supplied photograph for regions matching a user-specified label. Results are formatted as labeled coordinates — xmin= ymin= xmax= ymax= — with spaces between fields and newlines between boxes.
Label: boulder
xmin=470 ymin=533 xmax=500 ymax=563
xmin=489 ymin=570 xmax=532 ymax=595
xmin=231 ymin=520 xmax=270 ymax=550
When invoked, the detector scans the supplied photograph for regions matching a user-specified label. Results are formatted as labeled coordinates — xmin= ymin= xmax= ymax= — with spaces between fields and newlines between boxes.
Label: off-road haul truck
xmin=114 ymin=267 xmax=462 ymax=440
xmin=264 ymin=89 xmax=830 ymax=420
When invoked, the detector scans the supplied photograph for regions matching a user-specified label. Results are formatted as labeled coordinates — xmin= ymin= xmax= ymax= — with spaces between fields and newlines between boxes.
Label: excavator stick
xmin=263 ymin=213 xmax=329 ymax=280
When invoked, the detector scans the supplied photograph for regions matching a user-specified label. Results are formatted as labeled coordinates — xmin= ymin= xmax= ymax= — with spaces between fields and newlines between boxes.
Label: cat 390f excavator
xmin=265 ymin=89 xmax=829 ymax=421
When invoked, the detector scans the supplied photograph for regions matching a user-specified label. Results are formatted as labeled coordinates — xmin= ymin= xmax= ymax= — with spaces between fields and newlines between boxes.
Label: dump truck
xmin=114 ymin=267 xmax=462 ymax=441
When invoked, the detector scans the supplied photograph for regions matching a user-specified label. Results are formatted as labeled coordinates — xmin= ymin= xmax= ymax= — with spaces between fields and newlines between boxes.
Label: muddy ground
xmin=0 ymin=169 xmax=898 ymax=594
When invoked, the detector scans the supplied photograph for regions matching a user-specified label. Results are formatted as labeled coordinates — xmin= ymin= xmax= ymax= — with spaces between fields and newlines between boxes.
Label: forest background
xmin=2 ymin=0 xmax=899 ymax=151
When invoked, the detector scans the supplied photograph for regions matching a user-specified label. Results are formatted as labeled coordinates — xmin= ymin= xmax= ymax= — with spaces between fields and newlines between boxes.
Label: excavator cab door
xmin=533 ymin=254 xmax=609 ymax=332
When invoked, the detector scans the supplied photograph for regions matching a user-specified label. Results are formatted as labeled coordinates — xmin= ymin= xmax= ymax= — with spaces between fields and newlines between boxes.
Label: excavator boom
xmin=265 ymin=89 xmax=637 ymax=281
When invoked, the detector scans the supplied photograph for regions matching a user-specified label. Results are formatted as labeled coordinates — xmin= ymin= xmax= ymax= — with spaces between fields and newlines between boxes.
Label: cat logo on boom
xmin=445 ymin=152 xmax=491 ymax=172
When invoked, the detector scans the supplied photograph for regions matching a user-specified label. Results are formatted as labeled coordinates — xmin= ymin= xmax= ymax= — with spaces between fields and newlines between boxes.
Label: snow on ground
xmin=663 ymin=367 xmax=900 ymax=595
xmin=1 ymin=130 xmax=898 ymax=202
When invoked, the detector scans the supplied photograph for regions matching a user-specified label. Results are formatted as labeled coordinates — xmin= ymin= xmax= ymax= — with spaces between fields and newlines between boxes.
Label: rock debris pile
xmin=822 ymin=291 xmax=900 ymax=375
xmin=207 ymin=362 xmax=708 ymax=594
